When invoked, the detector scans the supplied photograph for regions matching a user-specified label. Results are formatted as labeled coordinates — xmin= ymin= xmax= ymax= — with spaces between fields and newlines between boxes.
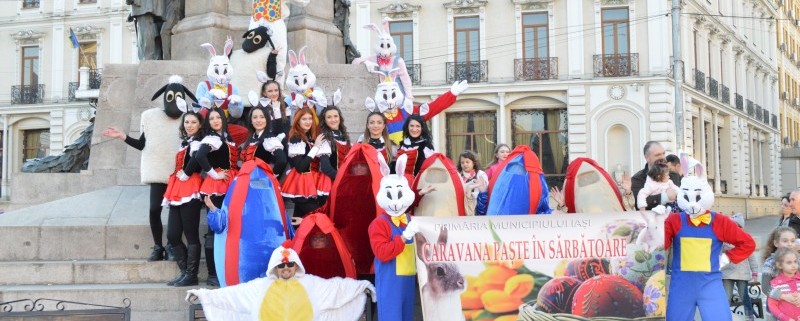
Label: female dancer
xmin=318 ymin=106 xmax=351 ymax=181
xmin=162 ymin=111 xmax=204 ymax=287
xmin=359 ymin=111 xmax=394 ymax=163
xmin=396 ymin=114 xmax=434 ymax=182
xmin=258 ymin=80 xmax=290 ymax=136
xmin=239 ymin=105 xmax=287 ymax=176
xmin=282 ymin=108 xmax=330 ymax=217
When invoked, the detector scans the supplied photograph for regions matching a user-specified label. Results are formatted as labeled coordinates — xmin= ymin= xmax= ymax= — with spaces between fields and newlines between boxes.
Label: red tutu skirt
xmin=316 ymin=173 xmax=332 ymax=196
xmin=200 ymin=168 xmax=237 ymax=196
xmin=162 ymin=173 xmax=202 ymax=206
xmin=282 ymin=170 xmax=328 ymax=198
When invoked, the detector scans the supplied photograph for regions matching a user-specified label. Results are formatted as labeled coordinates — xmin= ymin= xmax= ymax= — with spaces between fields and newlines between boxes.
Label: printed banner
xmin=413 ymin=212 xmax=666 ymax=321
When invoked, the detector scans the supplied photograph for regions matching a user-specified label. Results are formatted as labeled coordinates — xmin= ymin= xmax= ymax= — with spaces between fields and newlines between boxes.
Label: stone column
xmin=170 ymin=0 xmax=250 ymax=62
xmin=286 ymin=1 xmax=345 ymax=64
xmin=712 ymin=110 xmax=721 ymax=193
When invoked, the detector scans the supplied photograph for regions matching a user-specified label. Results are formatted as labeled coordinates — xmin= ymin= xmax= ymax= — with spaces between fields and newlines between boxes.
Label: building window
xmin=22 ymin=0 xmax=39 ymax=8
xmin=511 ymin=109 xmax=568 ymax=187
xmin=22 ymin=129 xmax=49 ymax=162
xmin=601 ymin=8 xmax=629 ymax=55
xmin=79 ymin=0 xmax=97 ymax=3
xmin=455 ymin=16 xmax=479 ymax=63
xmin=78 ymin=42 xmax=97 ymax=70
xmin=21 ymin=46 xmax=39 ymax=86
xmin=390 ymin=21 xmax=413 ymax=62
xmin=446 ymin=111 xmax=497 ymax=166
xmin=522 ymin=12 xmax=548 ymax=59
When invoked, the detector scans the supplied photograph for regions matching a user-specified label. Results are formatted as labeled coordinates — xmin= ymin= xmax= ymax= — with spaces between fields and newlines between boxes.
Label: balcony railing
xmin=514 ymin=57 xmax=558 ymax=81
xmin=708 ymin=77 xmax=719 ymax=99
xmin=746 ymin=100 xmax=754 ymax=116
xmin=593 ymin=53 xmax=639 ymax=77
xmin=406 ymin=64 xmax=421 ymax=86
xmin=721 ymin=85 xmax=730 ymax=104
xmin=22 ymin=0 xmax=39 ymax=8
xmin=68 ymin=82 xmax=79 ymax=102
xmin=11 ymin=84 xmax=44 ymax=105
xmin=693 ymin=69 xmax=705 ymax=92
xmin=446 ymin=60 xmax=488 ymax=83
xmin=735 ymin=93 xmax=744 ymax=110
xmin=755 ymin=105 xmax=762 ymax=121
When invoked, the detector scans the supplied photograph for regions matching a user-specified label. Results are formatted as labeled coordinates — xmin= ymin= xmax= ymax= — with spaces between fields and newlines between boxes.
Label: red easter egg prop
xmin=572 ymin=274 xmax=645 ymax=318
xmin=565 ymin=258 xmax=610 ymax=281
xmin=536 ymin=276 xmax=583 ymax=313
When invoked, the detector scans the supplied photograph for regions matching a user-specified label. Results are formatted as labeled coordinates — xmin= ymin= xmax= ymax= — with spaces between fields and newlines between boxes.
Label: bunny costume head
xmin=675 ymin=153 xmax=714 ymax=218
xmin=365 ymin=17 xmax=397 ymax=59
xmin=376 ymin=154 xmax=415 ymax=217
xmin=201 ymin=37 xmax=235 ymax=86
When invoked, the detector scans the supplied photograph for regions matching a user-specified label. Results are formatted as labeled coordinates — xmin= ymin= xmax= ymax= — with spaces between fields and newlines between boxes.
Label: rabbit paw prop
xmin=663 ymin=153 xmax=755 ymax=321
xmin=284 ymin=46 xmax=327 ymax=117
xmin=415 ymin=227 xmax=467 ymax=321
xmin=365 ymin=69 xmax=467 ymax=145
xmin=368 ymin=154 xmax=418 ymax=321
xmin=352 ymin=17 xmax=415 ymax=101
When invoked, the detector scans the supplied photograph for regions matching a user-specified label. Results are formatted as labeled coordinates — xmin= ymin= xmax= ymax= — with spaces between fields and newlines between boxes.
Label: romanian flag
xmin=69 ymin=27 xmax=79 ymax=48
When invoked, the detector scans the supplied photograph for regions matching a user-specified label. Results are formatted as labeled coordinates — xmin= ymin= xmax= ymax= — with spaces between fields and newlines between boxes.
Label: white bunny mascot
xmin=366 ymin=69 xmax=468 ymax=145
xmin=368 ymin=153 xmax=419 ymax=321
xmin=284 ymin=46 xmax=327 ymax=116
xmin=352 ymin=17 xmax=415 ymax=101
xmin=245 ymin=0 xmax=310 ymax=86
xmin=663 ymin=153 xmax=755 ymax=321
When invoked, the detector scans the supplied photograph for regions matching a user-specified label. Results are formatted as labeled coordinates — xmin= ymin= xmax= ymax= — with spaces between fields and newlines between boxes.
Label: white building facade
xmin=351 ymin=0 xmax=781 ymax=214
xmin=0 ymin=0 xmax=136 ymax=198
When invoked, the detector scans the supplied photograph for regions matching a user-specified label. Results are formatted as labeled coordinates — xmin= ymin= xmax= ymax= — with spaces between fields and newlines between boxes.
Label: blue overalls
xmin=666 ymin=212 xmax=731 ymax=321
xmin=374 ymin=214 xmax=416 ymax=321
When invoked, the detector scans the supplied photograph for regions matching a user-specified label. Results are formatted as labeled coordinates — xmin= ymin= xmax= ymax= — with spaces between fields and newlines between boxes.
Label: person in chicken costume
xmin=186 ymin=240 xmax=375 ymax=321
xmin=368 ymin=154 xmax=421 ymax=321
xmin=365 ymin=70 xmax=468 ymax=145
xmin=664 ymin=153 xmax=755 ymax=321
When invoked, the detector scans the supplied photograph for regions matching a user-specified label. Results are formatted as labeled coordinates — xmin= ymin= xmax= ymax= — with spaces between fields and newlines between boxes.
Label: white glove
xmin=247 ymin=91 xmax=259 ymax=107
xmin=363 ymin=60 xmax=378 ymax=72
xmin=228 ymin=94 xmax=241 ymax=105
xmin=177 ymin=170 xmax=189 ymax=182
xmin=651 ymin=205 xmax=668 ymax=216
xmin=310 ymin=91 xmax=328 ymax=108
xmin=292 ymin=94 xmax=306 ymax=108
xmin=401 ymin=219 xmax=419 ymax=241
xmin=449 ymin=80 xmax=469 ymax=96
xmin=209 ymin=88 xmax=227 ymax=100
xmin=206 ymin=169 xmax=224 ymax=180
xmin=262 ymin=137 xmax=284 ymax=152
xmin=365 ymin=284 xmax=377 ymax=303
xmin=719 ymin=253 xmax=731 ymax=269
xmin=317 ymin=140 xmax=332 ymax=156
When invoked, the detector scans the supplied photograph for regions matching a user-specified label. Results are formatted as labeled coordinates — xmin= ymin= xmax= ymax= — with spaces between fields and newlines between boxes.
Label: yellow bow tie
xmin=690 ymin=212 xmax=711 ymax=226
xmin=385 ymin=108 xmax=399 ymax=121
xmin=213 ymin=84 xmax=227 ymax=91
xmin=303 ymin=88 xmax=314 ymax=98
xmin=391 ymin=214 xmax=408 ymax=227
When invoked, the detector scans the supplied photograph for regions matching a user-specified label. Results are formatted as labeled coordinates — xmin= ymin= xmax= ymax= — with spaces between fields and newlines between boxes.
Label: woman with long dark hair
xmin=258 ymin=80 xmax=290 ymax=136
xmin=484 ymin=143 xmax=511 ymax=180
xmin=396 ymin=114 xmax=434 ymax=182
xmin=162 ymin=111 xmax=205 ymax=287
xmin=282 ymin=108 xmax=330 ymax=217
xmin=359 ymin=111 xmax=394 ymax=163
xmin=318 ymin=106 xmax=351 ymax=181
xmin=239 ymin=106 xmax=287 ymax=176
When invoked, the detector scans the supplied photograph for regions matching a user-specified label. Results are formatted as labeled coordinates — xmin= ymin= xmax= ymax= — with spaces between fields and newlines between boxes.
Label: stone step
xmin=0 ymin=260 xmax=212 ymax=286
xmin=0 ymin=283 xmax=203 ymax=321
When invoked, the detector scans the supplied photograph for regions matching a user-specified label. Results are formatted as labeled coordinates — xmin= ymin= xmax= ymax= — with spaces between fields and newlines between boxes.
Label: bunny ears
xmin=378 ymin=153 xmax=408 ymax=178
xmin=679 ymin=153 xmax=705 ymax=178
xmin=288 ymin=46 xmax=308 ymax=67
xmin=370 ymin=68 xmax=401 ymax=84
xmin=364 ymin=17 xmax=392 ymax=36
xmin=200 ymin=35 xmax=234 ymax=58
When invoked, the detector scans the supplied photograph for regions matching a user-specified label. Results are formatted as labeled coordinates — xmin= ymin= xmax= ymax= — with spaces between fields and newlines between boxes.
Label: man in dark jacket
xmin=631 ymin=141 xmax=682 ymax=210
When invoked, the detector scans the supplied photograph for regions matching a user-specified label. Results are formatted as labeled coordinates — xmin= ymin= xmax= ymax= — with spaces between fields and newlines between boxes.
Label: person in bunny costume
xmin=195 ymin=37 xmax=249 ymax=146
xmin=284 ymin=46 xmax=327 ymax=117
xmin=245 ymin=0 xmax=310 ymax=86
xmin=352 ymin=17 xmax=414 ymax=102
xmin=368 ymin=154 xmax=421 ymax=321
xmin=663 ymin=153 xmax=755 ymax=321
xmin=186 ymin=240 xmax=375 ymax=321
xmin=366 ymin=70 xmax=468 ymax=145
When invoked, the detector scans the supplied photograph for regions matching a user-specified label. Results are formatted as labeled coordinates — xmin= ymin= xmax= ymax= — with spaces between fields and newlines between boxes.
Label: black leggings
xmin=149 ymin=183 xmax=167 ymax=246
xmin=167 ymin=199 xmax=203 ymax=247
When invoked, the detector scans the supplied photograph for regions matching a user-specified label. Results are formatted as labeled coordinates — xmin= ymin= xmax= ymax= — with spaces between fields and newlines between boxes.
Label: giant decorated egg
xmin=571 ymin=275 xmax=644 ymax=318
xmin=642 ymin=270 xmax=666 ymax=317
xmin=535 ymin=276 xmax=582 ymax=313
xmin=611 ymin=245 xmax=666 ymax=290
xmin=565 ymin=258 xmax=610 ymax=281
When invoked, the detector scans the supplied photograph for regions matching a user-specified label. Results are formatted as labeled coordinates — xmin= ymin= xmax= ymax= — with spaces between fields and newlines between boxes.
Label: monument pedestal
xmin=287 ymin=2 xmax=345 ymax=64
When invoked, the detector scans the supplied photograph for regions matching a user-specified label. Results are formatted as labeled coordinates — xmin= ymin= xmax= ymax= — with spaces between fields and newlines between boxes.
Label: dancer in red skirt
xmin=162 ymin=111 xmax=205 ymax=287
xmin=396 ymin=114 xmax=435 ymax=183
xmin=318 ymin=106 xmax=351 ymax=181
xmin=240 ymin=105 xmax=287 ymax=177
xmin=282 ymin=108 xmax=330 ymax=217
xmin=191 ymin=107 xmax=237 ymax=286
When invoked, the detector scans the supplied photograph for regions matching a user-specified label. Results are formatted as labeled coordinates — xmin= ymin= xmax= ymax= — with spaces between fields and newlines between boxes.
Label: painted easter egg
xmin=535 ymin=276 xmax=582 ymax=313
xmin=642 ymin=270 xmax=666 ymax=317
xmin=571 ymin=274 xmax=645 ymax=318
xmin=565 ymin=258 xmax=610 ymax=281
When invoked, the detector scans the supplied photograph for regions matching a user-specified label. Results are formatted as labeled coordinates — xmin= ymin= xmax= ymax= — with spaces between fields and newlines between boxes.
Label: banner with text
xmin=413 ymin=213 xmax=666 ymax=321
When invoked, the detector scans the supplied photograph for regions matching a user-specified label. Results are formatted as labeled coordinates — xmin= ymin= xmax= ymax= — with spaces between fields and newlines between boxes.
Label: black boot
xmin=174 ymin=244 xmax=200 ymax=287
xmin=205 ymin=232 xmax=219 ymax=286
xmin=166 ymin=244 xmax=187 ymax=286
xmin=165 ymin=242 xmax=177 ymax=261
xmin=147 ymin=244 xmax=165 ymax=261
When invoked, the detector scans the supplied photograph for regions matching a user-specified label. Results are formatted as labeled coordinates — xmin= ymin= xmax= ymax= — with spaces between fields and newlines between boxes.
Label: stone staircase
xmin=0 ymin=185 xmax=212 ymax=320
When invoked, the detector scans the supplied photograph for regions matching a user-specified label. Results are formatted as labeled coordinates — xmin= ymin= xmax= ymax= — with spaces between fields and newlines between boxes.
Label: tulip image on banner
xmin=412 ymin=212 xmax=666 ymax=321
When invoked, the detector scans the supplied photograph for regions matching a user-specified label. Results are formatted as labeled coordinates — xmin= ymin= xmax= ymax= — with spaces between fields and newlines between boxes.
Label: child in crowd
xmin=768 ymin=247 xmax=800 ymax=321
xmin=721 ymin=213 xmax=759 ymax=321
xmin=457 ymin=150 xmax=488 ymax=216
xmin=636 ymin=159 xmax=679 ymax=210
xmin=762 ymin=226 xmax=799 ymax=320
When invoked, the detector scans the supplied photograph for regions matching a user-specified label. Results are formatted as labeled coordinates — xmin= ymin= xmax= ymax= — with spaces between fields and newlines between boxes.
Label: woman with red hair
xmin=282 ymin=108 xmax=331 ymax=218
